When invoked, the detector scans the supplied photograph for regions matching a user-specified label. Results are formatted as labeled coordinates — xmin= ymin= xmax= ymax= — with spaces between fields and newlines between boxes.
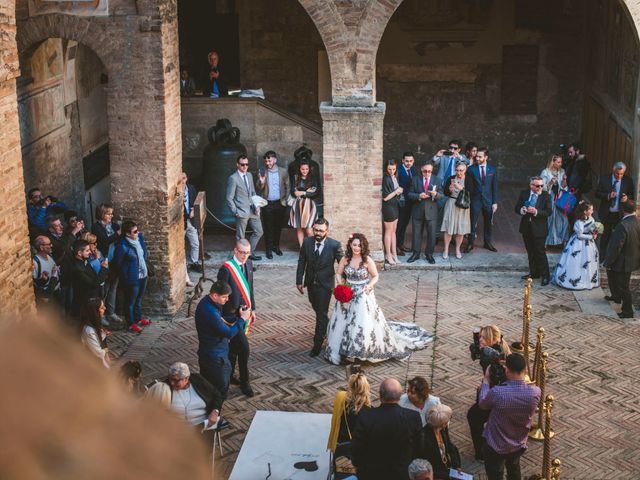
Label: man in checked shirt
xmin=479 ymin=353 xmax=540 ymax=480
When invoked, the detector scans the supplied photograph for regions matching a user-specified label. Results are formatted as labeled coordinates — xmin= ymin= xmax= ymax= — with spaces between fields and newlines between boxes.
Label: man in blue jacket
xmin=466 ymin=147 xmax=499 ymax=252
xmin=195 ymin=280 xmax=248 ymax=399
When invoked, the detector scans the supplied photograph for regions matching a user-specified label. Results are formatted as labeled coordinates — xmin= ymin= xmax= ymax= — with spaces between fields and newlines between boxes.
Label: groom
xmin=296 ymin=218 xmax=344 ymax=357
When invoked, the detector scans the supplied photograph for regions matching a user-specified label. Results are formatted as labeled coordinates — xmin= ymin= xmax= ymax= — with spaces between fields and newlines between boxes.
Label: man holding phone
xmin=257 ymin=150 xmax=289 ymax=259
xmin=217 ymin=239 xmax=256 ymax=397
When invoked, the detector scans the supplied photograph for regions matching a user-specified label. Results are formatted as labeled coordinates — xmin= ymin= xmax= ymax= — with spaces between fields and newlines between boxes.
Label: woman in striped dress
xmin=289 ymin=160 xmax=319 ymax=246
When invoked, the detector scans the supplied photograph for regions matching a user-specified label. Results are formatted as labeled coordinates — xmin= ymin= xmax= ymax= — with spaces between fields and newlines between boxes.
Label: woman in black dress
xmin=382 ymin=160 xmax=403 ymax=265
xmin=288 ymin=160 xmax=320 ymax=247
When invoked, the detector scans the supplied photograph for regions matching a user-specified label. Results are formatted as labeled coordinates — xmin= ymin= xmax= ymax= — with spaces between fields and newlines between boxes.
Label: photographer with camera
xmin=467 ymin=325 xmax=511 ymax=461
xmin=479 ymin=353 xmax=540 ymax=480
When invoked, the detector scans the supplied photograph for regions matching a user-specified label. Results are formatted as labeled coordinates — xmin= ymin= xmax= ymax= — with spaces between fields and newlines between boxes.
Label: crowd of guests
xmin=385 ymin=141 xmax=499 ymax=265
xmin=331 ymin=338 xmax=540 ymax=480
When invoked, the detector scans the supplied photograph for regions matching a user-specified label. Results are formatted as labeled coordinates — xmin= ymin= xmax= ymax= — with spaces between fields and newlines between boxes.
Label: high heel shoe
xmin=456 ymin=252 xmax=462 ymax=259
xmin=393 ymin=255 xmax=401 ymax=264
xmin=385 ymin=256 xmax=396 ymax=265
xmin=442 ymin=252 xmax=449 ymax=260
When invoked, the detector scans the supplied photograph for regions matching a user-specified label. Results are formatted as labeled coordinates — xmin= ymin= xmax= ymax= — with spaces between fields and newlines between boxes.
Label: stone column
xmin=0 ymin=0 xmax=36 ymax=318
xmin=320 ymin=102 xmax=385 ymax=251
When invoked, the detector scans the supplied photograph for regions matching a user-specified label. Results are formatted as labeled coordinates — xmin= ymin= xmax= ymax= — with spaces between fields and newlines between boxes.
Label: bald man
xmin=352 ymin=378 xmax=423 ymax=480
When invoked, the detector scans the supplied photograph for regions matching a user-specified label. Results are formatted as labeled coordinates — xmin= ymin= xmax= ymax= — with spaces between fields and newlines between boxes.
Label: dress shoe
xmin=240 ymin=383 xmax=255 ymax=397
xmin=248 ymin=254 xmax=262 ymax=261
xmin=484 ymin=242 xmax=498 ymax=252
xmin=310 ymin=345 xmax=322 ymax=357
xmin=273 ymin=248 xmax=283 ymax=256
xmin=465 ymin=243 xmax=474 ymax=253
xmin=425 ymin=254 xmax=435 ymax=264
xmin=189 ymin=263 xmax=203 ymax=273
xmin=618 ymin=312 xmax=634 ymax=319
xmin=266 ymin=251 xmax=273 ymax=259
xmin=230 ymin=376 xmax=241 ymax=385
xmin=407 ymin=253 xmax=420 ymax=263
xmin=398 ymin=245 xmax=408 ymax=253
xmin=604 ymin=295 xmax=621 ymax=304
xmin=396 ymin=249 xmax=405 ymax=256
xmin=521 ymin=273 xmax=540 ymax=280
xmin=541 ymin=277 xmax=550 ymax=286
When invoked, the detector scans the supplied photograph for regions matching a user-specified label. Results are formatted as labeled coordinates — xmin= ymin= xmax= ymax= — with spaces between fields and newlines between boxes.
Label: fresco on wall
xmin=28 ymin=0 xmax=108 ymax=17
xmin=18 ymin=85 xmax=66 ymax=147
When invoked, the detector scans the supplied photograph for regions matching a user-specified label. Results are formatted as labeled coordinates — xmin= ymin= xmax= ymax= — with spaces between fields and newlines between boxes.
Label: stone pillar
xmin=320 ymin=102 xmax=385 ymax=251
xmin=0 ymin=0 xmax=36 ymax=318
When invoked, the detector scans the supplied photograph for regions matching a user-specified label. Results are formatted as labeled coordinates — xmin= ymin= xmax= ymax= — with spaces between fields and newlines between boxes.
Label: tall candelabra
xmin=529 ymin=352 xmax=553 ymax=439
xmin=541 ymin=395 xmax=555 ymax=478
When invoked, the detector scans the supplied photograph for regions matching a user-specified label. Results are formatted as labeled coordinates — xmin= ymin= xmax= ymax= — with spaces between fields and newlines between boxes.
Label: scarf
xmin=327 ymin=391 xmax=348 ymax=452
xmin=126 ymin=237 xmax=148 ymax=279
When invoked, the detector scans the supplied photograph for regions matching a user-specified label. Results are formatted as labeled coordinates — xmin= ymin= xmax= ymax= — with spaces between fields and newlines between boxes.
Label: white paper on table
xmin=202 ymin=417 xmax=220 ymax=432
xmin=449 ymin=469 xmax=473 ymax=480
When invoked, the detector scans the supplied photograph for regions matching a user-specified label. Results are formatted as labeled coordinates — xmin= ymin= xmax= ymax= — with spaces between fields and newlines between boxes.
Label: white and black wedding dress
xmin=552 ymin=217 xmax=600 ymax=290
xmin=324 ymin=265 xmax=433 ymax=365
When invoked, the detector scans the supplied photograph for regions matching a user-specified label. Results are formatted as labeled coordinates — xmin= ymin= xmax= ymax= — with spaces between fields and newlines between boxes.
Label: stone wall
xmin=237 ymin=0 xmax=325 ymax=124
xmin=0 ymin=0 xmax=35 ymax=318
xmin=377 ymin=0 xmax=588 ymax=181
xmin=181 ymin=97 xmax=323 ymax=185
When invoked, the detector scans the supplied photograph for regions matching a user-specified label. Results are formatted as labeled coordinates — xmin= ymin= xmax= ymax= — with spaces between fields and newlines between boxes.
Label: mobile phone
xmin=259 ymin=167 xmax=266 ymax=177
xmin=443 ymin=150 xmax=453 ymax=156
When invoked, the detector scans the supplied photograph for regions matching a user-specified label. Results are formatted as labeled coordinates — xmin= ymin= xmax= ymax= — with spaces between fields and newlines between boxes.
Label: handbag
xmin=455 ymin=189 xmax=470 ymax=209
xmin=556 ymin=190 xmax=577 ymax=215
xmin=286 ymin=194 xmax=295 ymax=207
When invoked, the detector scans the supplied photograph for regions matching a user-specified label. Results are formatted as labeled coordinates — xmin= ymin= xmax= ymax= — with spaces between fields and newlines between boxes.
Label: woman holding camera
xmin=382 ymin=160 xmax=403 ymax=265
xmin=467 ymin=325 xmax=510 ymax=461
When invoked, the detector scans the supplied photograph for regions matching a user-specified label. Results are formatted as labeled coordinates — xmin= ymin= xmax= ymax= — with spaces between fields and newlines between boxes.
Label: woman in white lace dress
xmin=324 ymin=233 xmax=433 ymax=365
xmin=552 ymin=201 xmax=600 ymax=290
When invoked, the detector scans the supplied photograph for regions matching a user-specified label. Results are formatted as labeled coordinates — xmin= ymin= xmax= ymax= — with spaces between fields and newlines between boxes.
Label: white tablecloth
xmin=229 ymin=410 xmax=332 ymax=480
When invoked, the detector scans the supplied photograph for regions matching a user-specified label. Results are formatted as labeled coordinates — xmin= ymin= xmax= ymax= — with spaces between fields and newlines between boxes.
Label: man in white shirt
xmin=257 ymin=150 xmax=289 ymax=259
xmin=32 ymin=235 xmax=61 ymax=304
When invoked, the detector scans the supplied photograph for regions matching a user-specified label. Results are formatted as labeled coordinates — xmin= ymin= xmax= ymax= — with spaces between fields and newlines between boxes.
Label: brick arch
xmin=16 ymin=14 xmax=117 ymax=77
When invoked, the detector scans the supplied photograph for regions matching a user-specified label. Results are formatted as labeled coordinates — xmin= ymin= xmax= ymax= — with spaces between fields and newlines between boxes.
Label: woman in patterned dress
xmin=552 ymin=201 xmax=600 ymax=290
xmin=324 ymin=233 xmax=433 ymax=365
xmin=540 ymin=154 xmax=569 ymax=246
xmin=289 ymin=160 xmax=319 ymax=247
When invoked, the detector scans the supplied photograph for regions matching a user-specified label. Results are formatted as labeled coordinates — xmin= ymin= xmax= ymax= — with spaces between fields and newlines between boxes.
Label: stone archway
xmin=0 ymin=0 xmax=187 ymax=318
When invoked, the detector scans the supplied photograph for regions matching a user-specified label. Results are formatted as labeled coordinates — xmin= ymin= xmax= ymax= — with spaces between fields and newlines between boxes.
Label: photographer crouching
xmin=466 ymin=325 xmax=511 ymax=461
xmin=479 ymin=353 xmax=540 ymax=480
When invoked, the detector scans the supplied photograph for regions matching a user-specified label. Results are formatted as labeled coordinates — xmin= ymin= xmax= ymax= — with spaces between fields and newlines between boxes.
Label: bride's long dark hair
xmin=345 ymin=233 xmax=370 ymax=267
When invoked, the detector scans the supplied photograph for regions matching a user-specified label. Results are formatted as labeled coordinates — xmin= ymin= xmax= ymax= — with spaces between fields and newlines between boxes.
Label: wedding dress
xmin=324 ymin=265 xmax=433 ymax=365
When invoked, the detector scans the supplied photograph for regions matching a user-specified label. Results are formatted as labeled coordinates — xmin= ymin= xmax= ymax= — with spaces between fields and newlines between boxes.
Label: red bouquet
xmin=334 ymin=284 xmax=353 ymax=303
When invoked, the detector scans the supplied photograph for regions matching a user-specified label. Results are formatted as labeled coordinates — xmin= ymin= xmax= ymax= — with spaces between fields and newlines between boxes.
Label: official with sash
xmin=217 ymin=239 xmax=256 ymax=397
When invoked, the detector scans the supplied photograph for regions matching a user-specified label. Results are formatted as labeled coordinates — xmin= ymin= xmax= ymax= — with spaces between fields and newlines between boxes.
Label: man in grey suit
xmin=226 ymin=155 xmax=264 ymax=261
xmin=407 ymin=163 xmax=443 ymax=264
xmin=603 ymin=199 xmax=639 ymax=319
xmin=296 ymin=218 xmax=344 ymax=356
xmin=256 ymin=150 xmax=289 ymax=259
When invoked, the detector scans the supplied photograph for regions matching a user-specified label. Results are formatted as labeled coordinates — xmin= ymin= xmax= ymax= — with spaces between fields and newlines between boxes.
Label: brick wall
xmin=0 ymin=0 xmax=36 ymax=318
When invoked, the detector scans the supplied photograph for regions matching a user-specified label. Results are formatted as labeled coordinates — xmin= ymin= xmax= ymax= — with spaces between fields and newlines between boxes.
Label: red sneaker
xmin=138 ymin=319 xmax=151 ymax=326
xmin=129 ymin=323 xmax=142 ymax=333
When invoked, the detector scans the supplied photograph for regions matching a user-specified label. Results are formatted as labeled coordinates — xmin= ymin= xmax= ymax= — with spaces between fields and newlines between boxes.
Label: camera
xmin=443 ymin=150 xmax=453 ymax=156
xmin=486 ymin=354 xmax=507 ymax=387
xmin=469 ymin=328 xmax=507 ymax=386
xmin=469 ymin=327 xmax=482 ymax=360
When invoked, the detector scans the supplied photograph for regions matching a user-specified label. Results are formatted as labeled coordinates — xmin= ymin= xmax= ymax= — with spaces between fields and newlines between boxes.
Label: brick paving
xmin=111 ymin=266 xmax=640 ymax=480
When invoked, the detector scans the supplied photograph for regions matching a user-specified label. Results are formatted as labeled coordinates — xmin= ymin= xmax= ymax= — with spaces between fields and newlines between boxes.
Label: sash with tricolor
xmin=223 ymin=258 xmax=254 ymax=335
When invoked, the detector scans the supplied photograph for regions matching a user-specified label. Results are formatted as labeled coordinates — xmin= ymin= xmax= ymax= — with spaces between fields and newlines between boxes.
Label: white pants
xmin=185 ymin=219 xmax=200 ymax=264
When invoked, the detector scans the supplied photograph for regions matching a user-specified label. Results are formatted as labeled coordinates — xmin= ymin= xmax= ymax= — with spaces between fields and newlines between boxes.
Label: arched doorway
xmin=18 ymin=38 xmax=110 ymax=232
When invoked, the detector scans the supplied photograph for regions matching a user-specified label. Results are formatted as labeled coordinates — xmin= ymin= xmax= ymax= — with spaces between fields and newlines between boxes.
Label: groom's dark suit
xmin=515 ymin=189 xmax=552 ymax=279
xmin=296 ymin=236 xmax=344 ymax=349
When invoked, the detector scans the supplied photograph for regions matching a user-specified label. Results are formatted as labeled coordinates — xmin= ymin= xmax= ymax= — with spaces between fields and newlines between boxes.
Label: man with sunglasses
xmin=226 ymin=155 xmax=263 ymax=261
xmin=433 ymin=140 xmax=470 ymax=184
xmin=515 ymin=177 xmax=552 ymax=286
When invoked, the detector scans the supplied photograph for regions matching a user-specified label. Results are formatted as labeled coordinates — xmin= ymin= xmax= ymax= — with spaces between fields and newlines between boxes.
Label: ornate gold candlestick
xmin=512 ymin=278 xmax=532 ymax=355
xmin=529 ymin=327 xmax=545 ymax=385
xmin=529 ymin=353 xmax=553 ymax=438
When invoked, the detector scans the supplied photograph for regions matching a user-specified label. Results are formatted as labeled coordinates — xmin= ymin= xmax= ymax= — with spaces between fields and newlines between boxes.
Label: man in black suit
xmin=296 ymin=218 xmax=344 ymax=356
xmin=407 ymin=163 xmax=443 ymax=264
xmin=396 ymin=152 xmax=417 ymax=255
xmin=595 ymin=162 xmax=636 ymax=258
xmin=515 ymin=176 xmax=552 ymax=285
xmin=603 ymin=200 xmax=640 ymax=319
xmin=352 ymin=378 xmax=423 ymax=480
xmin=466 ymin=148 xmax=499 ymax=252
xmin=69 ymin=239 xmax=108 ymax=315
xmin=217 ymin=239 xmax=255 ymax=397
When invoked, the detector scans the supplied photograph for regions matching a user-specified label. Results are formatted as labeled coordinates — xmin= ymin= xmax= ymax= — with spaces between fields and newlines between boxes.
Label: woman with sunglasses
xmin=441 ymin=163 xmax=472 ymax=259
xmin=112 ymin=220 xmax=151 ymax=333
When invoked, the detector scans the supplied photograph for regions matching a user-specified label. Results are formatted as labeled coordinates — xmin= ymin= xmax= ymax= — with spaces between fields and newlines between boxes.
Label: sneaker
xmin=108 ymin=314 xmax=124 ymax=325
xmin=138 ymin=319 xmax=151 ymax=326
xmin=129 ymin=323 xmax=142 ymax=333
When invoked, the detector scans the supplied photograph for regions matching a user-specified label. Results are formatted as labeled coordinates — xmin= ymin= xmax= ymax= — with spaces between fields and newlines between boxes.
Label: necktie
xmin=424 ymin=177 xmax=429 ymax=192
xmin=314 ymin=242 xmax=322 ymax=258
xmin=481 ymin=166 xmax=486 ymax=183
xmin=243 ymin=174 xmax=251 ymax=194
xmin=530 ymin=193 xmax=538 ymax=205
xmin=408 ymin=168 xmax=412 ymax=179
xmin=242 ymin=262 xmax=248 ymax=279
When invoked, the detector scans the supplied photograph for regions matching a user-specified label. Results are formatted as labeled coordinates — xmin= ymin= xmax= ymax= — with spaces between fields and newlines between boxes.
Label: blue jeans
xmin=199 ymin=355 xmax=232 ymax=399
xmin=123 ymin=276 xmax=147 ymax=325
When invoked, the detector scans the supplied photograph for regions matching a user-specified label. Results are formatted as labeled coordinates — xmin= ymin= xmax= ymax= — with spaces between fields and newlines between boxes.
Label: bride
xmin=324 ymin=233 xmax=433 ymax=365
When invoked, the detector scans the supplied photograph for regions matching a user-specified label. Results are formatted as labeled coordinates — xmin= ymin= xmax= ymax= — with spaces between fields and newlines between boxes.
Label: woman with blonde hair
xmin=540 ymin=154 xmax=569 ymax=245
xmin=420 ymin=403 xmax=461 ymax=478
xmin=145 ymin=382 xmax=171 ymax=409
xmin=327 ymin=371 xmax=372 ymax=449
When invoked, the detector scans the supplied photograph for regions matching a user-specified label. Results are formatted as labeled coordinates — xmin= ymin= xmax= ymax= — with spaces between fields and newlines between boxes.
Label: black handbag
xmin=455 ymin=189 xmax=470 ymax=209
